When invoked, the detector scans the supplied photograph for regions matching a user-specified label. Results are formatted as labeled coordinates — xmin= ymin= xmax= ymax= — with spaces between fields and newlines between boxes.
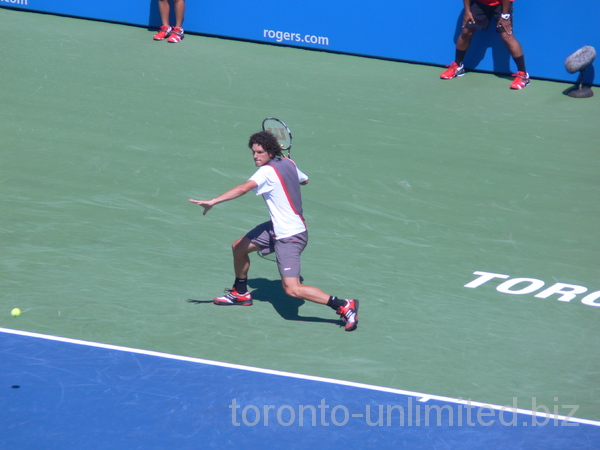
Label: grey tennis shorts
xmin=246 ymin=221 xmax=308 ymax=278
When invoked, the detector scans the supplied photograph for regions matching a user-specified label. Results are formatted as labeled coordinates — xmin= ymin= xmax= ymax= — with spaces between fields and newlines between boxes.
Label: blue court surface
xmin=2 ymin=328 xmax=599 ymax=449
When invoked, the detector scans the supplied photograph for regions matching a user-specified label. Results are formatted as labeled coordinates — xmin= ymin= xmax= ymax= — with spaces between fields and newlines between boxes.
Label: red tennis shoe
xmin=168 ymin=27 xmax=184 ymax=43
xmin=153 ymin=25 xmax=172 ymax=41
xmin=337 ymin=299 xmax=359 ymax=332
xmin=440 ymin=62 xmax=465 ymax=79
xmin=510 ymin=71 xmax=530 ymax=90
xmin=214 ymin=289 xmax=253 ymax=306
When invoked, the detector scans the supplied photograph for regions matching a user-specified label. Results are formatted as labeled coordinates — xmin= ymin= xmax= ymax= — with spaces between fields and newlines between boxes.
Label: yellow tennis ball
xmin=11 ymin=308 xmax=21 ymax=317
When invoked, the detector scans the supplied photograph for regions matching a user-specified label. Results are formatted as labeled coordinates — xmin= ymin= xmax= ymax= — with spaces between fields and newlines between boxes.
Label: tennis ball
xmin=11 ymin=308 xmax=21 ymax=317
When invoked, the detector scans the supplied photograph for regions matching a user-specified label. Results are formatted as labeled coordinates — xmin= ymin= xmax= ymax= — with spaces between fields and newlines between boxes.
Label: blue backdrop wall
xmin=2 ymin=0 xmax=598 ymax=84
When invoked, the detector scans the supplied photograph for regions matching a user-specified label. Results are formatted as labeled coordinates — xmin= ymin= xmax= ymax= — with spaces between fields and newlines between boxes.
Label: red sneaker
xmin=168 ymin=27 xmax=184 ymax=43
xmin=440 ymin=62 xmax=465 ymax=79
xmin=214 ymin=289 xmax=253 ymax=306
xmin=153 ymin=25 xmax=172 ymax=41
xmin=510 ymin=71 xmax=530 ymax=90
xmin=337 ymin=299 xmax=359 ymax=332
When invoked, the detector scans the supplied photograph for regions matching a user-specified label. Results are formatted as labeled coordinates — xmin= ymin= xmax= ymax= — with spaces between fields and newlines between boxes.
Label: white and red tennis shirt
xmin=249 ymin=157 xmax=309 ymax=239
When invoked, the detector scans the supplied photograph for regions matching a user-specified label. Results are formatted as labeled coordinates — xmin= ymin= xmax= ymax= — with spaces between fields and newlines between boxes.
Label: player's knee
xmin=460 ymin=27 xmax=474 ymax=38
xmin=231 ymin=238 xmax=244 ymax=254
xmin=500 ymin=31 xmax=518 ymax=43
xmin=282 ymin=284 xmax=302 ymax=298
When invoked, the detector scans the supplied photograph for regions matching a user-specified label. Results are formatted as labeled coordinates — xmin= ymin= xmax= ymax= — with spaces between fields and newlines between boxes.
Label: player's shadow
xmin=452 ymin=9 xmax=512 ymax=75
xmin=148 ymin=0 xmax=162 ymax=30
xmin=250 ymin=278 xmax=342 ymax=325
xmin=187 ymin=277 xmax=342 ymax=326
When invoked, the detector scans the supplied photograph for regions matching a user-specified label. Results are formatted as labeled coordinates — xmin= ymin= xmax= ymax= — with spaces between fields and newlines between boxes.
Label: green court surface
xmin=2 ymin=7 xmax=599 ymax=422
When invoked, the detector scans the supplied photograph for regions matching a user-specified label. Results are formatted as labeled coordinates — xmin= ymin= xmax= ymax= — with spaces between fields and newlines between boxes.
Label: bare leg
xmin=232 ymin=236 xmax=260 ymax=279
xmin=281 ymin=277 xmax=330 ymax=305
xmin=456 ymin=27 xmax=475 ymax=53
xmin=500 ymin=32 xmax=524 ymax=59
xmin=157 ymin=0 xmax=170 ymax=27
xmin=173 ymin=0 xmax=185 ymax=28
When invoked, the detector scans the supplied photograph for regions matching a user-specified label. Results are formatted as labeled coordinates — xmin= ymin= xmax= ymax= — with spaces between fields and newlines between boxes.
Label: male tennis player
xmin=440 ymin=0 xmax=529 ymax=89
xmin=189 ymin=131 xmax=359 ymax=331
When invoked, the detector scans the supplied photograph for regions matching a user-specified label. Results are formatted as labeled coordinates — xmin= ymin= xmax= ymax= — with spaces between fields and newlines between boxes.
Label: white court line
xmin=2 ymin=327 xmax=599 ymax=427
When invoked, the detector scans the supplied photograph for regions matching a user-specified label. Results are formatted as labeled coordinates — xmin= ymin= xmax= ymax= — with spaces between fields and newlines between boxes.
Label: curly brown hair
xmin=248 ymin=131 xmax=283 ymax=158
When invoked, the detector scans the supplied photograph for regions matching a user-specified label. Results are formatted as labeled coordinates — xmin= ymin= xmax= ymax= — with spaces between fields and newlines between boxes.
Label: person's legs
xmin=280 ymin=277 xmax=329 ymax=304
xmin=215 ymin=227 xmax=360 ymax=330
xmin=501 ymin=32 xmax=527 ymax=70
xmin=157 ymin=0 xmax=170 ymax=27
xmin=276 ymin=232 xmax=359 ymax=331
xmin=440 ymin=27 xmax=474 ymax=79
xmin=214 ymin=224 xmax=271 ymax=305
xmin=232 ymin=236 xmax=259 ymax=278
xmin=275 ymin=233 xmax=335 ymax=305
xmin=456 ymin=27 xmax=475 ymax=55
xmin=173 ymin=0 xmax=185 ymax=28
xmin=281 ymin=277 xmax=359 ymax=331
xmin=153 ymin=0 xmax=172 ymax=40
xmin=500 ymin=33 xmax=526 ymax=69
xmin=167 ymin=0 xmax=185 ymax=42
xmin=493 ymin=4 xmax=529 ymax=88
xmin=499 ymin=27 xmax=529 ymax=89
xmin=441 ymin=1 xmax=489 ymax=79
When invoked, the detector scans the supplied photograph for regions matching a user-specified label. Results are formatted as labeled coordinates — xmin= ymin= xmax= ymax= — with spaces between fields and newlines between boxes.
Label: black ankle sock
xmin=234 ymin=278 xmax=248 ymax=293
xmin=455 ymin=50 xmax=466 ymax=66
xmin=514 ymin=55 xmax=527 ymax=73
xmin=327 ymin=296 xmax=346 ymax=310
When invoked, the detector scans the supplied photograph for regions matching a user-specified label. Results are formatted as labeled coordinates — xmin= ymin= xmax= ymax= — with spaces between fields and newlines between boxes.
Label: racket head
xmin=262 ymin=117 xmax=293 ymax=157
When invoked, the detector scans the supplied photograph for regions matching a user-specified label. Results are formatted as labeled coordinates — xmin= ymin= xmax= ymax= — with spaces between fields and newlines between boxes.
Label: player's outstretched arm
xmin=189 ymin=180 xmax=258 ymax=215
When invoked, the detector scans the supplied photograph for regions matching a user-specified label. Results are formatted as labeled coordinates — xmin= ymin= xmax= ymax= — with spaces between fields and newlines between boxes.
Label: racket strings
xmin=263 ymin=119 xmax=292 ymax=150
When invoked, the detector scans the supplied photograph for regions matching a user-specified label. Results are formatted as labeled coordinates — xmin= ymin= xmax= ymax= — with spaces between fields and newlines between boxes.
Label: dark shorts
xmin=465 ymin=1 xmax=514 ymax=32
xmin=246 ymin=221 xmax=308 ymax=278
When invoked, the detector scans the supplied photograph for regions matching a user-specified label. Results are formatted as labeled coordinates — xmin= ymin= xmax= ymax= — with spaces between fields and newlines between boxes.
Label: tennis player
xmin=440 ymin=0 xmax=529 ymax=89
xmin=189 ymin=131 xmax=359 ymax=331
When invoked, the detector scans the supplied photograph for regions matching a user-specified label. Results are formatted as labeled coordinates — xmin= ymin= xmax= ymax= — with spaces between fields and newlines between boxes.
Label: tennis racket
xmin=262 ymin=117 xmax=293 ymax=158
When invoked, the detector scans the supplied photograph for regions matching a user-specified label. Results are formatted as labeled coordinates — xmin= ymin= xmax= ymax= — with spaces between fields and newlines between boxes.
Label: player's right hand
xmin=462 ymin=12 xmax=475 ymax=28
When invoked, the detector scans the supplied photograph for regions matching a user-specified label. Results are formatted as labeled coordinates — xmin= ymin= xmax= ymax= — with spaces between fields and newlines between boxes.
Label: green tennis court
xmin=2 ymin=6 xmax=599 ymax=437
